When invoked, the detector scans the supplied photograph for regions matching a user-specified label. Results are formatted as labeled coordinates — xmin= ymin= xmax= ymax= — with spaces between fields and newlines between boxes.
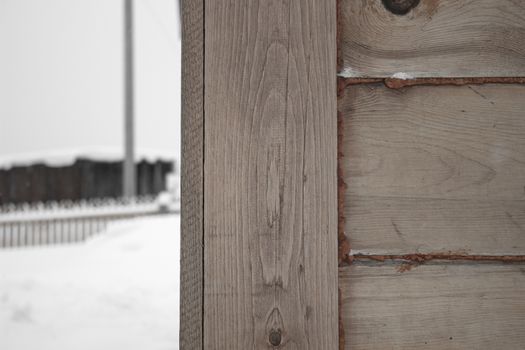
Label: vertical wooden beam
xmin=204 ymin=0 xmax=338 ymax=348
xmin=180 ymin=0 xmax=204 ymax=348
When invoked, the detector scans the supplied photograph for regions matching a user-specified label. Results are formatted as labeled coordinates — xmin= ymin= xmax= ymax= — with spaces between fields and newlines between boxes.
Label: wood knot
xmin=266 ymin=308 xmax=284 ymax=347
xmin=381 ymin=0 xmax=420 ymax=15
xmin=269 ymin=329 xmax=282 ymax=347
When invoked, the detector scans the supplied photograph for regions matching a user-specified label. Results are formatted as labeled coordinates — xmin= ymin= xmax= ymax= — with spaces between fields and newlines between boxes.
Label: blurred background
xmin=0 ymin=0 xmax=181 ymax=348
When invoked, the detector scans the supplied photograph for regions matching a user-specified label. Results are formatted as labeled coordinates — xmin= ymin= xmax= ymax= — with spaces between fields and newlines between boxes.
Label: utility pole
xmin=123 ymin=0 xmax=136 ymax=198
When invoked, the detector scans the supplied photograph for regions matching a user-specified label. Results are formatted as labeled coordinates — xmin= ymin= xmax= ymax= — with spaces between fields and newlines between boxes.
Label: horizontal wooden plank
xmin=346 ymin=196 xmax=525 ymax=255
xmin=340 ymin=264 xmax=525 ymax=350
xmin=339 ymin=0 xmax=525 ymax=78
xmin=340 ymin=84 xmax=525 ymax=255
xmin=340 ymin=84 xmax=525 ymax=200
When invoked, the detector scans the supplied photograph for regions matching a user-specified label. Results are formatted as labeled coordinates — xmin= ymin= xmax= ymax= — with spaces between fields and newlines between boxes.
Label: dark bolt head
xmin=269 ymin=330 xmax=282 ymax=347
xmin=381 ymin=0 xmax=421 ymax=15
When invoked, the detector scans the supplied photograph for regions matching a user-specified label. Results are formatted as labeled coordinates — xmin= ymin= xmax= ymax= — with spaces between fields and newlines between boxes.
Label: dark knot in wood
xmin=381 ymin=0 xmax=421 ymax=15
xmin=269 ymin=329 xmax=282 ymax=347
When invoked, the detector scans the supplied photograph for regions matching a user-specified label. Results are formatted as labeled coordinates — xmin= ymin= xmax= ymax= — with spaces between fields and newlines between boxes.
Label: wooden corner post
xmin=180 ymin=0 xmax=204 ymax=348
xmin=181 ymin=0 xmax=338 ymax=348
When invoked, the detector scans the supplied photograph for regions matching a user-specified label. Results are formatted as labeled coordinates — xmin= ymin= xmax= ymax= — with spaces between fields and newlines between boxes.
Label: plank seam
xmin=338 ymin=77 xmax=525 ymax=92
xmin=336 ymin=0 xmax=350 ymax=341
xmin=337 ymin=111 xmax=351 ymax=267
xmin=337 ymin=113 xmax=349 ymax=350
xmin=351 ymin=253 xmax=525 ymax=263
xmin=346 ymin=253 xmax=525 ymax=273
xmin=200 ymin=0 xmax=205 ymax=346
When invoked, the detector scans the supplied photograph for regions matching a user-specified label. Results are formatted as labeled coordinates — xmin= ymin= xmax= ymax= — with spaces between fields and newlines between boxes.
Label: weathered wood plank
xmin=180 ymin=0 xmax=204 ymax=348
xmin=340 ymin=264 xmax=525 ymax=350
xmin=341 ymin=84 xmax=525 ymax=200
xmin=339 ymin=0 xmax=525 ymax=78
xmin=346 ymin=196 xmax=525 ymax=255
xmin=340 ymin=84 xmax=525 ymax=255
xmin=204 ymin=1 xmax=338 ymax=348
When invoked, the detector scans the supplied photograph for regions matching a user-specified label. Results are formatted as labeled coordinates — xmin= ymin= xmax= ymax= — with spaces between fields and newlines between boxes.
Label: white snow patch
xmin=0 ymin=215 xmax=180 ymax=350
xmin=337 ymin=66 xmax=365 ymax=78
xmin=349 ymin=249 xmax=392 ymax=256
xmin=0 ymin=147 xmax=177 ymax=170
xmin=391 ymin=72 xmax=414 ymax=80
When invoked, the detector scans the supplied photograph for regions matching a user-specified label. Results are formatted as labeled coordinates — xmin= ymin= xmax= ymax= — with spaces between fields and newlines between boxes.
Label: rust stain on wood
xmin=337 ymin=111 xmax=351 ymax=266
xmin=336 ymin=2 xmax=349 ymax=347
xmin=338 ymin=77 xmax=382 ymax=95
xmin=351 ymin=252 xmax=525 ymax=272
xmin=385 ymin=77 xmax=525 ymax=89
xmin=354 ymin=252 xmax=525 ymax=263
xmin=336 ymin=0 xmax=343 ymax=72
xmin=336 ymin=56 xmax=352 ymax=267
xmin=338 ymin=76 xmax=525 ymax=91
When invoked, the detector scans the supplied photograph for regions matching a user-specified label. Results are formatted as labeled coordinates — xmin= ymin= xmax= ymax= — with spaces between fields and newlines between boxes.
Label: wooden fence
xmin=0 ymin=196 xmax=179 ymax=248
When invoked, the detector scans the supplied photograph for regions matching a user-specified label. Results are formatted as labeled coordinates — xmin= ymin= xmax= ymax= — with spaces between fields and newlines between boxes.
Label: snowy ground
xmin=0 ymin=215 xmax=180 ymax=350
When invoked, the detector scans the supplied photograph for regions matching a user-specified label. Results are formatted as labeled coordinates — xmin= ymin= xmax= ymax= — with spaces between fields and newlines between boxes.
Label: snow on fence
xmin=0 ymin=196 xmax=180 ymax=248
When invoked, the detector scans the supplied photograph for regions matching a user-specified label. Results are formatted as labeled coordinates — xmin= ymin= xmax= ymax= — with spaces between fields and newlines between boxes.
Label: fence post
xmin=181 ymin=0 xmax=339 ymax=348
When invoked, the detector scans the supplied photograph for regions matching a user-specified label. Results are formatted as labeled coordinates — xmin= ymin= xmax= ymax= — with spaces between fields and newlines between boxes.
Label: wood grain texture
xmin=204 ymin=0 xmax=338 ymax=348
xmin=339 ymin=0 xmax=525 ymax=78
xmin=340 ymin=264 xmax=525 ymax=350
xmin=346 ymin=197 xmax=525 ymax=255
xmin=180 ymin=0 xmax=204 ymax=348
xmin=340 ymin=84 xmax=525 ymax=255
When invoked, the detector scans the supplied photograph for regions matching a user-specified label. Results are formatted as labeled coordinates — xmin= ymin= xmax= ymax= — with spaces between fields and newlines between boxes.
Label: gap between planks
xmin=344 ymin=253 xmax=525 ymax=274
xmin=350 ymin=253 xmax=525 ymax=264
xmin=338 ymin=76 xmax=525 ymax=92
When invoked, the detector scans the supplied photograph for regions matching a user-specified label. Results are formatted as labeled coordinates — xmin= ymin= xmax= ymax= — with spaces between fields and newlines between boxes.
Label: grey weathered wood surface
xmin=346 ymin=197 xmax=525 ymax=255
xmin=340 ymin=264 xmax=525 ymax=350
xmin=204 ymin=0 xmax=338 ymax=348
xmin=339 ymin=0 xmax=525 ymax=78
xmin=340 ymin=84 xmax=525 ymax=255
xmin=180 ymin=0 xmax=204 ymax=348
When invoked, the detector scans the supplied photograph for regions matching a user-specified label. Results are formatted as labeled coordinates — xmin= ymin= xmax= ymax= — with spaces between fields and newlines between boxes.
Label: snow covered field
xmin=0 ymin=215 xmax=180 ymax=350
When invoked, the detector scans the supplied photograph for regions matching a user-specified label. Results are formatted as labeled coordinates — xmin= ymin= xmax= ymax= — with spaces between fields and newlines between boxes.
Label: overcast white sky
xmin=0 ymin=0 xmax=181 ymax=161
